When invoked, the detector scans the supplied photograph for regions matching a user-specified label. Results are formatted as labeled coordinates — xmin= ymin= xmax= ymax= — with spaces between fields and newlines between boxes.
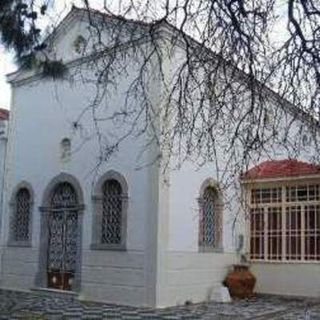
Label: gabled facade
xmin=0 ymin=7 xmax=319 ymax=308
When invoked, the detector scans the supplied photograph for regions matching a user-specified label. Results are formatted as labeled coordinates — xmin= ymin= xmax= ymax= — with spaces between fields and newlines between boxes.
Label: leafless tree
xmin=51 ymin=1 xmax=317 ymax=180
xmin=2 ymin=0 xmax=320 ymax=194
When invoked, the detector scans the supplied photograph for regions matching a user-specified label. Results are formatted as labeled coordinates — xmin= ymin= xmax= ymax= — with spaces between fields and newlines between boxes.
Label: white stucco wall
xmin=168 ymin=162 xmax=240 ymax=253
xmin=155 ymin=155 xmax=240 ymax=306
xmin=0 ymin=28 xmax=163 ymax=306
xmin=157 ymin=252 xmax=236 ymax=307
xmin=251 ymin=263 xmax=320 ymax=298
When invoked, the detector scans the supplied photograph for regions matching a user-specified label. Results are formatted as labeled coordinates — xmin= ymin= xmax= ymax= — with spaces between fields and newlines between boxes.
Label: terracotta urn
xmin=224 ymin=264 xmax=256 ymax=299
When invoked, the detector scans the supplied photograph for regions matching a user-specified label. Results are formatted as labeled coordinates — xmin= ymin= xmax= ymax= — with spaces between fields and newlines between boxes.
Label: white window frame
xmin=243 ymin=176 xmax=320 ymax=263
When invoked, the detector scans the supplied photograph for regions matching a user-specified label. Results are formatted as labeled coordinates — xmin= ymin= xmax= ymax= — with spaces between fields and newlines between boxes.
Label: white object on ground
xmin=211 ymin=286 xmax=232 ymax=303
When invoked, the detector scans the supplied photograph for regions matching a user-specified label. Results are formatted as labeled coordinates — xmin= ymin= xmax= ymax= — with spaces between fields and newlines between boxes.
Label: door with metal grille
xmin=47 ymin=182 xmax=78 ymax=291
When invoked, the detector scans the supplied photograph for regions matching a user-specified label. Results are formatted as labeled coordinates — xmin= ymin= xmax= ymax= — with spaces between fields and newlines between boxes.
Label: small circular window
xmin=302 ymin=134 xmax=311 ymax=147
xmin=73 ymin=35 xmax=87 ymax=55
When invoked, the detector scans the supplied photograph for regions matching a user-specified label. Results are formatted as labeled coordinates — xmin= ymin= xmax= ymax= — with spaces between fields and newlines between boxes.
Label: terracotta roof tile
xmin=242 ymin=159 xmax=320 ymax=180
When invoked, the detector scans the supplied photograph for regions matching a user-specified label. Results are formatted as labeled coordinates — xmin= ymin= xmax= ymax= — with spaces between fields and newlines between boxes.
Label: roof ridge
xmin=72 ymin=5 xmax=156 ymax=27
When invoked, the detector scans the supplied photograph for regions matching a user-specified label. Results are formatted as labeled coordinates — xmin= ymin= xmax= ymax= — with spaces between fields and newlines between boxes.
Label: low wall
xmin=158 ymin=251 xmax=237 ymax=307
xmin=0 ymin=247 xmax=149 ymax=307
xmin=0 ymin=247 xmax=38 ymax=290
xmin=251 ymin=263 xmax=320 ymax=298
xmin=80 ymin=249 xmax=148 ymax=306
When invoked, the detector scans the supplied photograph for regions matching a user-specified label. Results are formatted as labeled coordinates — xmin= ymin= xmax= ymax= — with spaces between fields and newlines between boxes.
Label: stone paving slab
xmin=0 ymin=290 xmax=319 ymax=320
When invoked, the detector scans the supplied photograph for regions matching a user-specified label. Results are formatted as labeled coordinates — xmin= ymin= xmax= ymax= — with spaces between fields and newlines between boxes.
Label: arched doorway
xmin=36 ymin=174 xmax=84 ymax=292
xmin=47 ymin=182 xmax=79 ymax=290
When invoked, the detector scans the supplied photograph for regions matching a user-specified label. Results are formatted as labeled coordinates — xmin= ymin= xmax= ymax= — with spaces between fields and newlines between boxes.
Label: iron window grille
xmin=249 ymin=184 xmax=320 ymax=262
xmin=10 ymin=187 xmax=32 ymax=245
xmin=101 ymin=179 xmax=123 ymax=245
xmin=91 ymin=171 xmax=128 ymax=251
xmin=199 ymin=185 xmax=223 ymax=251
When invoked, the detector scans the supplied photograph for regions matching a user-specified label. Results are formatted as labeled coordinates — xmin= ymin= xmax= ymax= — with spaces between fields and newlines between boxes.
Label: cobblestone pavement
xmin=0 ymin=290 xmax=319 ymax=320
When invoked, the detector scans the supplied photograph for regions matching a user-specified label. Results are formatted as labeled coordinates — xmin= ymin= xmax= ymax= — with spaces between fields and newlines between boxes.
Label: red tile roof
xmin=0 ymin=108 xmax=9 ymax=121
xmin=242 ymin=159 xmax=320 ymax=180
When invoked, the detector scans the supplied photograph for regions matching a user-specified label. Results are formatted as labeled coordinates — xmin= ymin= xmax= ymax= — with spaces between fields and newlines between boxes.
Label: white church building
xmin=0 ymin=7 xmax=319 ymax=308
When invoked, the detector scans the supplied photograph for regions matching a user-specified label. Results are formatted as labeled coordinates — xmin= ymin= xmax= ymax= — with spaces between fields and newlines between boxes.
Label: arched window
xmin=199 ymin=180 xmax=223 ymax=251
xmin=102 ymin=179 xmax=122 ymax=244
xmin=91 ymin=171 xmax=128 ymax=250
xmin=10 ymin=185 xmax=33 ymax=245
xmin=60 ymin=138 xmax=71 ymax=163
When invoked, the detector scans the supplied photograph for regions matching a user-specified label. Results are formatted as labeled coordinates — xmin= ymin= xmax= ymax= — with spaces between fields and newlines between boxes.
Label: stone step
xmin=31 ymin=287 xmax=78 ymax=301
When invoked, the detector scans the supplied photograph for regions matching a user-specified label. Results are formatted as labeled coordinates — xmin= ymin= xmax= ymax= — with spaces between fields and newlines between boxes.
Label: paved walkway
xmin=0 ymin=290 xmax=319 ymax=319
